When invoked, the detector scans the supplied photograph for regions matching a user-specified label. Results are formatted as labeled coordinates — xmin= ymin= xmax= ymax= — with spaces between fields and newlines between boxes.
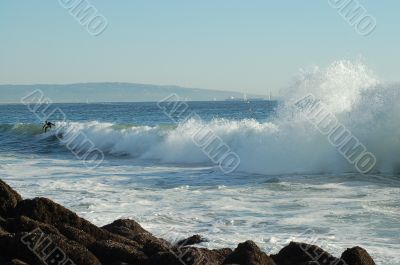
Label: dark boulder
xmin=0 ymin=179 xmax=22 ymax=217
xmin=102 ymin=219 xmax=172 ymax=256
xmin=0 ymin=230 xmax=102 ymax=265
xmin=223 ymin=240 xmax=276 ymax=265
xmin=12 ymin=198 xmax=114 ymax=242
xmin=176 ymin=234 xmax=207 ymax=247
xmin=89 ymin=239 xmax=148 ymax=264
xmin=271 ymin=242 xmax=342 ymax=265
xmin=0 ymin=215 xmax=63 ymax=238
xmin=148 ymin=247 xmax=232 ymax=265
xmin=102 ymin=218 xmax=149 ymax=238
xmin=46 ymin=233 xmax=101 ymax=265
xmin=58 ymin=224 xmax=96 ymax=247
xmin=341 ymin=246 xmax=376 ymax=265
xmin=0 ymin=232 xmax=45 ymax=264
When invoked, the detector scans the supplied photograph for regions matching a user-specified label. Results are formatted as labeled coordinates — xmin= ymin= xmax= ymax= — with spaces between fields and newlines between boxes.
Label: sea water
xmin=0 ymin=61 xmax=399 ymax=264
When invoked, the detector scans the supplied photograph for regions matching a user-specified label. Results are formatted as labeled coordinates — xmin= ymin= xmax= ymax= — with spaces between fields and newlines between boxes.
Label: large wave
xmin=2 ymin=60 xmax=399 ymax=175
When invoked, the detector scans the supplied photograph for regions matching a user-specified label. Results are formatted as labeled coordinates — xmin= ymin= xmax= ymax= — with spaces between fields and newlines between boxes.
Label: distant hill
xmin=0 ymin=83 xmax=265 ymax=103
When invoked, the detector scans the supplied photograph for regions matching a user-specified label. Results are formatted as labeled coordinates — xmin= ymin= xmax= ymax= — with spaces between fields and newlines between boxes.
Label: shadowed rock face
xmin=0 ymin=179 xmax=377 ymax=265
xmin=176 ymin=234 xmax=208 ymax=247
xmin=223 ymin=240 xmax=276 ymax=265
xmin=271 ymin=241 xmax=346 ymax=265
xmin=341 ymin=247 xmax=376 ymax=265
xmin=0 ymin=180 xmax=22 ymax=217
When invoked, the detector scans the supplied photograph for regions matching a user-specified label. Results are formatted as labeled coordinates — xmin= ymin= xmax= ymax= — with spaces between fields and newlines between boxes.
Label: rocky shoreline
xmin=0 ymin=179 xmax=376 ymax=265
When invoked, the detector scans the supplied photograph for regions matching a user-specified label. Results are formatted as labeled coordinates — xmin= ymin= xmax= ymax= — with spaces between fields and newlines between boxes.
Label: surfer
xmin=43 ymin=120 xmax=55 ymax=133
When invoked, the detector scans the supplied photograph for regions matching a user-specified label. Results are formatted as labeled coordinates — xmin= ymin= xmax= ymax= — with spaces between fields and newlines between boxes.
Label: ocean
xmin=0 ymin=63 xmax=399 ymax=264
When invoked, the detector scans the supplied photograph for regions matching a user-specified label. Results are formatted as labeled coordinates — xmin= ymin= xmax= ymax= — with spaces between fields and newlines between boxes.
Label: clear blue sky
xmin=0 ymin=1 xmax=398 ymax=95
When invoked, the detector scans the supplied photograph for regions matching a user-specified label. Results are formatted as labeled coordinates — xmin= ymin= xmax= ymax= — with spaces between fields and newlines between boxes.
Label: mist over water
xmin=0 ymin=61 xmax=399 ymax=264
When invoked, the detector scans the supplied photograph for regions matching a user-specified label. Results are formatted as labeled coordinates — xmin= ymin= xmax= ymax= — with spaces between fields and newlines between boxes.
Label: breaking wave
xmin=1 ymin=60 xmax=399 ymax=175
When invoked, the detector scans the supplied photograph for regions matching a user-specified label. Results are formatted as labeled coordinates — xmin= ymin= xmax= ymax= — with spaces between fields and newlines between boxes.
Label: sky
xmin=0 ymin=1 xmax=399 ymax=96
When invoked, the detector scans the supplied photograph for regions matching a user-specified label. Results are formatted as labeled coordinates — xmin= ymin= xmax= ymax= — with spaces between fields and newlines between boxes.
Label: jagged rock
xmin=223 ymin=240 xmax=276 ymax=265
xmin=102 ymin=219 xmax=172 ymax=256
xmin=271 ymin=242 xmax=342 ymax=265
xmin=12 ymin=198 xmax=109 ymax=239
xmin=58 ymin=224 xmax=96 ymax=247
xmin=89 ymin=239 xmax=148 ymax=264
xmin=102 ymin=219 xmax=149 ymax=238
xmin=0 ymin=232 xmax=45 ymax=265
xmin=0 ymin=180 xmax=22 ymax=217
xmin=0 ymin=230 xmax=101 ymax=265
xmin=176 ymin=234 xmax=207 ymax=247
xmin=12 ymin=199 xmax=143 ymax=250
xmin=0 ymin=215 xmax=64 ymax=238
xmin=341 ymin=247 xmax=376 ymax=265
xmin=148 ymin=247 xmax=232 ymax=265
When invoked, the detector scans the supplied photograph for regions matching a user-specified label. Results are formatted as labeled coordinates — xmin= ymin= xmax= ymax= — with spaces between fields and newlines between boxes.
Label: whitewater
xmin=0 ymin=61 xmax=399 ymax=264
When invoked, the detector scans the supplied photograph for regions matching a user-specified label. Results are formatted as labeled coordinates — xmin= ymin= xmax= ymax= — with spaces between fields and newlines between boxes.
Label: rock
xmin=148 ymin=247 xmax=232 ymax=265
xmin=271 ymin=242 xmax=342 ymax=265
xmin=1 ymin=215 xmax=64 ymax=238
xmin=102 ymin=219 xmax=172 ymax=256
xmin=58 ymin=224 xmax=96 ymax=247
xmin=0 ymin=179 xmax=22 ymax=217
xmin=47 ymin=233 xmax=101 ymax=265
xmin=223 ymin=240 xmax=276 ymax=265
xmin=176 ymin=234 xmax=207 ymax=247
xmin=0 ymin=229 xmax=102 ymax=265
xmin=89 ymin=239 xmax=148 ymax=264
xmin=0 ymin=232 xmax=44 ymax=264
xmin=12 ymin=200 xmax=144 ymax=251
xmin=102 ymin=219 xmax=149 ymax=238
xmin=146 ymin=251 xmax=182 ymax=265
xmin=341 ymin=246 xmax=376 ymax=265
xmin=12 ymin=198 xmax=114 ymax=241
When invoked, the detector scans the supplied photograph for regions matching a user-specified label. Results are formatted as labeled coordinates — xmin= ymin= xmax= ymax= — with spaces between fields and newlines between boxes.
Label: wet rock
xmin=271 ymin=242 xmax=342 ymax=265
xmin=58 ymin=224 xmax=96 ymax=247
xmin=341 ymin=246 xmax=376 ymax=265
xmin=0 ymin=215 xmax=63 ymax=238
xmin=89 ymin=239 xmax=148 ymax=264
xmin=148 ymin=247 xmax=232 ymax=265
xmin=0 ymin=232 xmax=44 ymax=264
xmin=0 ymin=230 xmax=101 ymax=265
xmin=176 ymin=234 xmax=207 ymax=247
xmin=0 ymin=179 xmax=22 ymax=217
xmin=12 ymin=198 xmax=113 ymax=241
xmin=223 ymin=240 xmax=276 ymax=265
xmin=102 ymin=219 xmax=149 ymax=238
xmin=102 ymin=218 xmax=172 ymax=256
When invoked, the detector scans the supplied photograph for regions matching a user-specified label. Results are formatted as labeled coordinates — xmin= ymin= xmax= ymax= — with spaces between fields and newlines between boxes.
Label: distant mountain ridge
xmin=0 ymin=83 xmax=265 ymax=103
